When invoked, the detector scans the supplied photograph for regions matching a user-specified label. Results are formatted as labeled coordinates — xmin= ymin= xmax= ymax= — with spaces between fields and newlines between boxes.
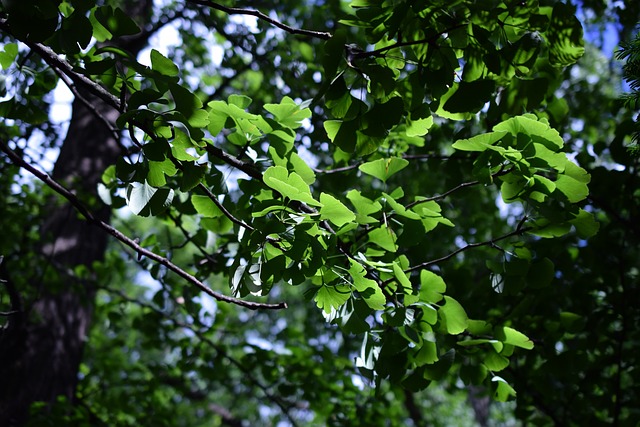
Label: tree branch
xmin=185 ymin=0 xmax=332 ymax=40
xmin=0 ymin=18 xmax=123 ymax=111
xmin=205 ymin=145 xmax=264 ymax=181
xmin=0 ymin=141 xmax=287 ymax=311
xmin=405 ymin=166 xmax=511 ymax=210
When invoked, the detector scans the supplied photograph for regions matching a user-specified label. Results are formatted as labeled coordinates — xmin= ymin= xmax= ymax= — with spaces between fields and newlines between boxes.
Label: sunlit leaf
xmin=439 ymin=296 xmax=468 ymax=335
xmin=191 ymin=195 xmax=224 ymax=218
xmin=319 ymin=193 xmax=356 ymax=227
xmin=315 ymin=284 xmax=351 ymax=314
xmin=359 ymin=157 xmax=409 ymax=182
xmin=263 ymin=166 xmax=321 ymax=206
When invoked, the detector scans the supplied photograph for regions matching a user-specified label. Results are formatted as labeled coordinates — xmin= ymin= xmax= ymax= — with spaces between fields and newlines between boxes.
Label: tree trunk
xmin=0 ymin=2 xmax=152 ymax=424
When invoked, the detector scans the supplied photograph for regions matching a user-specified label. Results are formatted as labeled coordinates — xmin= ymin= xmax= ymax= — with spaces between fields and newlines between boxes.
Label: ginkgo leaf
xmin=494 ymin=326 xmax=534 ymax=350
xmin=359 ymin=157 xmax=409 ymax=182
xmin=348 ymin=259 xmax=386 ymax=310
xmin=319 ymin=193 xmax=356 ymax=227
xmin=126 ymin=182 xmax=174 ymax=217
xmin=150 ymin=49 xmax=179 ymax=77
xmin=439 ymin=296 xmax=468 ymax=335
xmin=314 ymin=284 xmax=351 ymax=314
xmin=191 ymin=195 xmax=224 ymax=218
xmin=263 ymin=166 xmax=321 ymax=206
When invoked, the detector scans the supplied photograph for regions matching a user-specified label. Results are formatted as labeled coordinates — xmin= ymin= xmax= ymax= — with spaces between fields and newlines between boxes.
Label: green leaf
xmin=0 ymin=43 xmax=19 ymax=70
xmin=423 ymin=349 xmax=456 ymax=380
xmin=89 ymin=8 xmax=112 ymax=42
xmin=433 ymin=82 xmax=475 ymax=120
xmin=319 ymin=193 xmax=356 ymax=227
xmin=406 ymin=115 xmax=434 ymax=137
xmin=413 ymin=340 xmax=438 ymax=365
xmin=335 ymin=298 xmax=371 ymax=334
xmin=179 ymin=163 xmax=206 ymax=192
xmin=412 ymin=200 xmax=454 ymax=231
xmin=346 ymin=190 xmax=382 ymax=224
xmin=171 ymin=130 xmax=199 ymax=161
xmin=289 ymin=152 xmax=316 ymax=185
xmin=392 ymin=262 xmax=412 ymax=294
xmin=59 ymin=10 xmax=93 ymax=53
xmin=263 ymin=166 xmax=321 ymax=206
xmin=570 ymin=209 xmax=599 ymax=238
xmin=191 ymin=195 xmax=224 ymax=218
xmin=494 ymin=115 xmax=564 ymax=149
xmin=169 ymin=84 xmax=208 ymax=129
xmin=126 ymin=182 xmax=174 ymax=217
xmin=362 ymin=96 xmax=404 ymax=136
xmin=348 ymin=260 xmax=386 ymax=310
xmin=383 ymin=192 xmax=420 ymax=220
xmin=315 ymin=284 xmax=351 ymax=314
xmin=439 ymin=296 xmax=468 ymax=335
xmin=419 ymin=270 xmax=446 ymax=304
xmin=147 ymin=159 xmax=177 ymax=187
xmin=452 ymin=131 xmax=508 ymax=152
xmin=546 ymin=2 xmax=585 ymax=67
xmin=322 ymin=28 xmax=347 ymax=79
xmin=526 ymin=258 xmax=555 ymax=289
xmin=443 ymin=79 xmax=496 ymax=113
xmin=483 ymin=350 xmax=510 ymax=372
xmin=264 ymin=96 xmax=311 ymax=129
xmin=324 ymin=119 xmax=358 ymax=153
xmin=460 ymin=364 xmax=488 ymax=385
xmin=467 ymin=319 xmax=493 ymax=335
xmin=150 ymin=49 xmax=179 ymax=77
xmin=555 ymin=161 xmax=590 ymax=203
xmin=359 ymin=158 xmax=409 ymax=183
xmin=528 ymin=219 xmax=572 ymax=238
xmin=560 ymin=311 xmax=586 ymax=333
xmin=495 ymin=326 xmax=534 ymax=350
xmin=368 ymin=225 xmax=397 ymax=252
xmin=228 ymin=94 xmax=252 ymax=109
xmin=94 ymin=6 xmax=141 ymax=38
xmin=492 ymin=376 xmax=517 ymax=401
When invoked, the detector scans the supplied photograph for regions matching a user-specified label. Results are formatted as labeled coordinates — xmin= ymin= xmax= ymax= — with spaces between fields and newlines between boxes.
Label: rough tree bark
xmin=0 ymin=1 xmax=152 ymax=424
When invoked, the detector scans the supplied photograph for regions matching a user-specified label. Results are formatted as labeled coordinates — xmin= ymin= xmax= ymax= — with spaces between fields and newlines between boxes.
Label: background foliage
xmin=1 ymin=0 xmax=639 ymax=425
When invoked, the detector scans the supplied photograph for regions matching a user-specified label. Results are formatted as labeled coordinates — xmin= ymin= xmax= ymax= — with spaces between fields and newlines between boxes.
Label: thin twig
xmin=313 ymin=153 xmax=473 ymax=175
xmin=405 ymin=166 xmax=511 ymax=209
xmin=312 ymin=162 xmax=361 ymax=175
xmin=186 ymin=0 xmax=331 ymax=40
xmin=51 ymin=68 xmax=122 ymax=142
xmin=354 ymin=23 xmax=468 ymax=60
xmin=205 ymin=145 xmax=263 ymax=181
xmin=0 ymin=141 xmax=287 ymax=311
xmin=198 ymin=183 xmax=255 ymax=231
xmin=406 ymin=179 xmax=480 ymax=209
xmin=402 ymin=215 xmax=531 ymax=276
xmin=0 ymin=310 xmax=20 ymax=316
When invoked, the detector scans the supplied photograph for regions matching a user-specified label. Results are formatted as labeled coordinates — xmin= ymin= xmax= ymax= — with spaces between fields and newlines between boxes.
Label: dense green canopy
xmin=1 ymin=0 xmax=639 ymax=425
